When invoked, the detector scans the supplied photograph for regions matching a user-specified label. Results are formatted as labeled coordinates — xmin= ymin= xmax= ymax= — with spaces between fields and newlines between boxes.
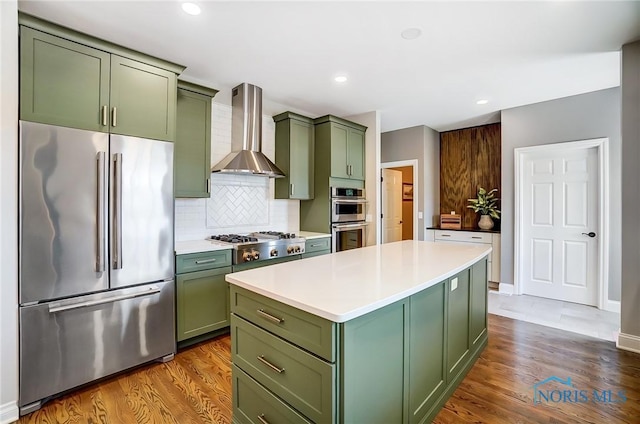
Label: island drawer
xmin=233 ymin=364 xmax=312 ymax=424
xmin=304 ymin=237 xmax=331 ymax=254
xmin=230 ymin=286 xmax=336 ymax=362
xmin=176 ymin=250 xmax=232 ymax=274
xmin=232 ymin=315 xmax=335 ymax=424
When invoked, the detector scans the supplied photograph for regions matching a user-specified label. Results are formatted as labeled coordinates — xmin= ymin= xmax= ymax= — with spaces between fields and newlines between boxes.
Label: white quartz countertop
xmin=297 ymin=231 xmax=331 ymax=240
xmin=175 ymin=239 xmax=232 ymax=255
xmin=226 ymin=240 xmax=491 ymax=323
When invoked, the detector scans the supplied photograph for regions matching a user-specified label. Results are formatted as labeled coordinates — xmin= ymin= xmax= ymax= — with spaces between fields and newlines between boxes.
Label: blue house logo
xmin=533 ymin=376 xmax=627 ymax=405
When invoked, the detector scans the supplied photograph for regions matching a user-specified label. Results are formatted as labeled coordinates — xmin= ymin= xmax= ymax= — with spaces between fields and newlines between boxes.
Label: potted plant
xmin=467 ymin=187 xmax=501 ymax=230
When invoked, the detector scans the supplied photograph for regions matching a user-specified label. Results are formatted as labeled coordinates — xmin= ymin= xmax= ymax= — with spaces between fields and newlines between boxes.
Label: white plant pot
xmin=478 ymin=215 xmax=494 ymax=230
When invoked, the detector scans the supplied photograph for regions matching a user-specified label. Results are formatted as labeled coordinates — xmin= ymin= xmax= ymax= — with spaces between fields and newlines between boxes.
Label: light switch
xmin=418 ymin=212 xmax=423 ymax=219
xmin=451 ymin=277 xmax=458 ymax=291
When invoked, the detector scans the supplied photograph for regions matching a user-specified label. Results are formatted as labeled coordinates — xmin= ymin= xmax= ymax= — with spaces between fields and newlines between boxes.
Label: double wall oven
xmin=331 ymin=187 xmax=368 ymax=252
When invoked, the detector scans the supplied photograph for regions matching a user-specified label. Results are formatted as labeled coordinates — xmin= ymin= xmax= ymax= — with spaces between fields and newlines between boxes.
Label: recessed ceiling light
xmin=476 ymin=99 xmax=489 ymax=105
xmin=401 ymin=28 xmax=422 ymax=40
xmin=182 ymin=2 xmax=201 ymax=15
xmin=334 ymin=75 xmax=348 ymax=83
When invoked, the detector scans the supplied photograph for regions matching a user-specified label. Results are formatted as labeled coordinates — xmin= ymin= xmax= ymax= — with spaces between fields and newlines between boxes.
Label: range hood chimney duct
xmin=211 ymin=83 xmax=285 ymax=178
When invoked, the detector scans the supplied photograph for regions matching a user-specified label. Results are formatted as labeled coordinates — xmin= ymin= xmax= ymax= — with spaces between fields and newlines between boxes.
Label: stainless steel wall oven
xmin=331 ymin=187 xmax=368 ymax=252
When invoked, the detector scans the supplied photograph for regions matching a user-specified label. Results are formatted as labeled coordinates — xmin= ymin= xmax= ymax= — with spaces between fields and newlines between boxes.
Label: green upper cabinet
xmin=19 ymin=14 xmax=184 ymax=141
xmin=20 ymin=27 xmax=111 ymax=132
xmin=109 ymin=56 xmax=177 ymax=141
xmin=175 ymin=81 xmax=218 ymax=198
xmin=314 ymin=115 xmax=367 ymax=181
xmin=274 ymin=112 xmax=315 ymax=200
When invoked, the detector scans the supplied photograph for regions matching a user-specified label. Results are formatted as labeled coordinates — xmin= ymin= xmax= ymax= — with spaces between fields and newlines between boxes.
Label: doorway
xmin=380 ymin=160 xmax=418 ymax=242
xmin=514 ymin=138 xmax=609 ymax=308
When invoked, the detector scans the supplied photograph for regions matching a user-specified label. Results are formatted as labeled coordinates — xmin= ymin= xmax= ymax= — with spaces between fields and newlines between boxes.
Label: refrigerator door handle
xmin=48 ymin=286 xmax=161 ymax=313
xmin=113 ymin=153 xmax=123 ymax=269
xmin=96 ymin=152 xmax=106 ymax=272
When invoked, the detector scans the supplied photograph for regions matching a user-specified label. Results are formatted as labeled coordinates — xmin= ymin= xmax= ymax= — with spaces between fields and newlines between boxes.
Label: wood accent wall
xmin=440 ymin=123 xmax=501 ymax=229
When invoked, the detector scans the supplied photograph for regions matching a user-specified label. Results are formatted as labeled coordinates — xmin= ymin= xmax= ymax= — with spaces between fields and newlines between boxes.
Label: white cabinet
xmin=426 ymin=229 xmax=501 ymax=283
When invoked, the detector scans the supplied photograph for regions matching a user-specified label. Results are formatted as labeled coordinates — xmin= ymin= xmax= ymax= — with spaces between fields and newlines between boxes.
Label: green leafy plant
xmin=467 ymin=187 xmax=501 ymax=219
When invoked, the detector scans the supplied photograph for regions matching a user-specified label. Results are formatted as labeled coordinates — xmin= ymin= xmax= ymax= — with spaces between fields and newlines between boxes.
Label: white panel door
xmin=381 ymin=169 xmax=403 ymax=243
xmin=521 ymin=147 xmax=598 ymax=305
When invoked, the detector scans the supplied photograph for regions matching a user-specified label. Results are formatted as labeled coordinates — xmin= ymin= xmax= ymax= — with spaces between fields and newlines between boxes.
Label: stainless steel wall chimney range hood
xmin=211 ymin=83 xmax=285 ymax=178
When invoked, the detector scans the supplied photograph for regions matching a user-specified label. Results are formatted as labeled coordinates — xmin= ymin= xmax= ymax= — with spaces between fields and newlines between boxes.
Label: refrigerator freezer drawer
xmin=19 ymin=281 xmax=175 ymax=409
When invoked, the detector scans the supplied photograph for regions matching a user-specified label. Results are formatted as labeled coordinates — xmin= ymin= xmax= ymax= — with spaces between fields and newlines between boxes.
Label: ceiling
xmin=18 ymin=1 xmax=640 ymax=132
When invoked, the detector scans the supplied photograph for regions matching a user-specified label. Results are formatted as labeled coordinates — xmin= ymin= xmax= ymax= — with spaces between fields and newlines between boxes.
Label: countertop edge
xmin=226 ymin=247 xmax=491 ymax=323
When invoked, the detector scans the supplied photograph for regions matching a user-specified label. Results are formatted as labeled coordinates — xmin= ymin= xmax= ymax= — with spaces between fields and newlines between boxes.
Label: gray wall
xmin=381 ymin=125 xmax=440 ymax=240
xmin=501 ymin=87 xmax=622 ymax=302
xmin=0 ymin=0 xmax=19 ymax=421
xmin=621 ymin=41 xmax=640 ymax=336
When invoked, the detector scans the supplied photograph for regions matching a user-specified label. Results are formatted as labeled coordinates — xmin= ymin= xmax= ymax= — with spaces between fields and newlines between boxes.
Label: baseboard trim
xmin=616 ymin=332 xmax=640 ymax=354
xmin=0 ymin=401 xmax=19 ymax=424
xmin=499 ymin=283 xmax=514 ymax=295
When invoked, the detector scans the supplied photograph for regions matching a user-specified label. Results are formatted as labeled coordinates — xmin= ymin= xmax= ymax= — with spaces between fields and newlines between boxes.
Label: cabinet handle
xmin=257 ymin=309 xmax=284 ymax=324
xmin=207 ymin=178 xmax=211 ymax=194
xmin=195 ymin=258 xmax=216 ymax=264
xmin=112 ymin=107 xmax=117 ymax=127
xmin=101 ymin=105 xmax=108 ymax=126
xmin=257 ymin=355 xmax=285 ymax=374
xmin=257 ymin=414 xmax=270 ymax=424
xmin=291 ymin=183 xmax=294 ymax=196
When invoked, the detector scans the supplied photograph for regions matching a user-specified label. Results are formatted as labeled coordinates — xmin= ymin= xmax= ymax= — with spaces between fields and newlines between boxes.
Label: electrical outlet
xmin=451 ymin=277 xmax=458 ymax=291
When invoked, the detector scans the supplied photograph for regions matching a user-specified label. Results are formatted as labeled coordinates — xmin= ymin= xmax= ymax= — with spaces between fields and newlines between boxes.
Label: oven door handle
xmin=332 ymin=222 xmax=370 ymax=230
xmin=332 ymin=198 xmax=368 ymax=204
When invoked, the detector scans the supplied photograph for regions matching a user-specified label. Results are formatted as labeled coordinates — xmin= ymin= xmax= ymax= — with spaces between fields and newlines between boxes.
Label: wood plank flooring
xmin=18 ymin=315 xmax=640 ymax=423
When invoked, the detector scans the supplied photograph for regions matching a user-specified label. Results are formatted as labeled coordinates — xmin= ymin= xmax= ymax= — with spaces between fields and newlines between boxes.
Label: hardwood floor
xmin=18 ymin=315 xmax=640 ymax=423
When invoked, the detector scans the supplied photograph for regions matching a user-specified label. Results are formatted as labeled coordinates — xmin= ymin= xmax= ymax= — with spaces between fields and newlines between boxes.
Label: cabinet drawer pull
xmin=310 ymin=244 xmax=321 ymax=247
xmin=257 ymin=309 xmax=284 ymax=324
xmin=194 ymin=258 xmax=216 ymax=264
xmin=257 ymin=355 xmax=285 ymax=374
xmin=441 ymin=234 xmax=451 ymax=237
xmin=257 ymin=414 xmax=270 ymax=424
xmin=471 ymin=236 xmax=482 ymax=239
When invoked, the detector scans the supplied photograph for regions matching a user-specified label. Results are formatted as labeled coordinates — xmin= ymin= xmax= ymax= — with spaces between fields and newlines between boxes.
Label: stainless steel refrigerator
xmin=18 ymin=121 xmax=175 ymax=415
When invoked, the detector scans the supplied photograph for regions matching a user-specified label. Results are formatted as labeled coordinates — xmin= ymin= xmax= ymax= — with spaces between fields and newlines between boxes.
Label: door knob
xmin=581 ymin=232 xmax=596 ymax=238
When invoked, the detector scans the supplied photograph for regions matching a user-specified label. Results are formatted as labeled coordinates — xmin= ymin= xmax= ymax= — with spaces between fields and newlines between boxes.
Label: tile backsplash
xmin=175 ymin=102 xmax=299 ymax=242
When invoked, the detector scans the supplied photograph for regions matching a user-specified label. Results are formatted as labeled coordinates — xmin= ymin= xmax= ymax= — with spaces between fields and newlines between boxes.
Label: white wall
xmin=620 ymin=40 xmax=640 ymax=342
xmin=501 ymin=88 xmax=622 ymax=303
xmin=0 ymin=0 xmax=20 ymax=421
xmin=174 ymin=102 xmax=299 ymax=241
xmin=346 ymin=111 xmax=381 ymax=247
xmin=381 ymin=125 xmax=440 ymax=240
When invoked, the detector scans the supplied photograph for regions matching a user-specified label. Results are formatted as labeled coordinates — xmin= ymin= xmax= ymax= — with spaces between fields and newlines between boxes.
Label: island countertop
xmin=225 ymin=240 xmax=491 ymax=322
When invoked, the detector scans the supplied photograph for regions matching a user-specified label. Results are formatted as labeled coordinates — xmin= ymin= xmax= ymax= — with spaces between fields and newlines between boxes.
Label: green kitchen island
xmin=226 ymin=240 xmax=491 ymax=424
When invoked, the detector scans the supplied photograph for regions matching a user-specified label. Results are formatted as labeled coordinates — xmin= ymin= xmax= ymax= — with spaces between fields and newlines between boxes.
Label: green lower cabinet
xmin=176 ymin=266 xmax=232 ymax=342
xmin=340 ymin=299 xmax=407 ymax=424
xmin=469 ymin=259 xmax=488 ymax=350
xmin=302 ymin=237 xmax=331 ymax=258
xmin=233 ymin=364 xmax=311 ymax=424
xmin=231 ymin=259 xmax=488 ymax=424
xmin=446 ymin=269 xmax=471 ymax=382
xmin=409 ymin=283 xmax=446 ymax=424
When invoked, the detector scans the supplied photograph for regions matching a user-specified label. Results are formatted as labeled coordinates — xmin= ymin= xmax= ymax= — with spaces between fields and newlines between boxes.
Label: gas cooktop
xmin=207 ymin=232 xmax=306 ymax=264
